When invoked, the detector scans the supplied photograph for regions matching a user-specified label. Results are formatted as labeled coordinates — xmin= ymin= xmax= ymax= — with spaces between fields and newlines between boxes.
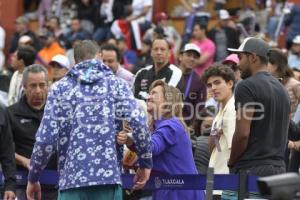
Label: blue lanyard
xmin=184 ymin=72 xmax=194 ymax=99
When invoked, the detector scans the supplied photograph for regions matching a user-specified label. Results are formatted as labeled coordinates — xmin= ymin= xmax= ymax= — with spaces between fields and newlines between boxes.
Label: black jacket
xmin=7 ymin=96 xmax=57 ymax=171
xmin=134 ymin=63 xmax=182 ymax=100
xmin=0 ymin=106 xmax=16 ymax=192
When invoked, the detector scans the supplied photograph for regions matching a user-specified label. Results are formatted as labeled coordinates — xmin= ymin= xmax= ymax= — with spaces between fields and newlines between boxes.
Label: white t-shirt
xmin=209 ymin=96 xmax=235 ymax=195
xmin=100 ymin=0 xmax=114 ymax=23
xmin=209 ymin=96 xmax=235 ymax=174
xmin=131 ymin=0 xmax=153 ymax=22
xmin=8 ymin=71 xmax=23 ymax=106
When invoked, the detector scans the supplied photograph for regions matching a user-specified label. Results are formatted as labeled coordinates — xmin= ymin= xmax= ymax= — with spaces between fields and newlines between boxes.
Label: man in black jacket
xmin=6 ymin=64 xmax=57 ymax=200
xmin=134 ymin=37 xmax=182 ymax=100
xmin=0 ymin=106 xmax=16 ymax=200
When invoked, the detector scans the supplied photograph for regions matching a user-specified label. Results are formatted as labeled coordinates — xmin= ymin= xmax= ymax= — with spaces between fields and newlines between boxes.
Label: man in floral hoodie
xmin=26 ymin=40 xmax=152 ymax=200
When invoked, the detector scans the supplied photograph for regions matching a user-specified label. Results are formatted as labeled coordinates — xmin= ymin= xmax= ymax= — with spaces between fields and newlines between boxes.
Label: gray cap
xmin=228 ymin=37 xmax=270 ymax=58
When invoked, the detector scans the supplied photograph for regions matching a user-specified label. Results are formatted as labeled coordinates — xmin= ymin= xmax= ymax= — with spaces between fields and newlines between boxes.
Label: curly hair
xmin=201 ymin=63 xmax=235 ymax=87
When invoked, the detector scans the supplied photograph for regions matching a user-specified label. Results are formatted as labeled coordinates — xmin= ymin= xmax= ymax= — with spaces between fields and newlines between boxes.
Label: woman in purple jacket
xmin=118 ymin=80 xmax=205 ymax=200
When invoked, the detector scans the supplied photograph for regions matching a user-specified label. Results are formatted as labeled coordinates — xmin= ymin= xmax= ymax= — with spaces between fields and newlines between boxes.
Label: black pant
xmin=289 ymin=150 xmax=300 ymax=172
xmin=231 ymin=164 xmax=286 ymax=177
xmin=230 ymin=165 xmax=285 ymax=199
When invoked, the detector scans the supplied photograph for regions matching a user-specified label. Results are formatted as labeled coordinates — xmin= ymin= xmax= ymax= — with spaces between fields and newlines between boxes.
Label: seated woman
xmin=117 ymin=79 xmax=205 ymax=200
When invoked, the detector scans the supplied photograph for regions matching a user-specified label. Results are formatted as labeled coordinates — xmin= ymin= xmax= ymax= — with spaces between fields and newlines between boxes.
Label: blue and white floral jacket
xmin=28 ymin=59 xmax=152 ymax=190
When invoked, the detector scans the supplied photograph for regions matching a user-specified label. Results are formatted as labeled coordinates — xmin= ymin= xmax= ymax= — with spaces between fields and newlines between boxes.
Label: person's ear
xmin=22 ymin=82 xmax=27 ymax=89
xmin=227 ymin=80 xmax=234 ymax=89
xmin=178 ymin=54 xmax=183 ymax=62
xmin=250 ymin=53 xmax=259 ymax=63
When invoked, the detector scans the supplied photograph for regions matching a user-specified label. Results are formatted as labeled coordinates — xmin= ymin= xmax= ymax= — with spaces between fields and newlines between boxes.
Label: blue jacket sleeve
xmin=151 ymin=125 xmax=177 ymax=155
xmin=114 ymin=79 xmax=152 ymax=169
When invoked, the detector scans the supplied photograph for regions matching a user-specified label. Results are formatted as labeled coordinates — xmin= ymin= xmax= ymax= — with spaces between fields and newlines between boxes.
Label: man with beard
xmin=227 ymin=37 xmax=290 ymax=198
xmin=6 ymin=64 xmax=57 ymax=200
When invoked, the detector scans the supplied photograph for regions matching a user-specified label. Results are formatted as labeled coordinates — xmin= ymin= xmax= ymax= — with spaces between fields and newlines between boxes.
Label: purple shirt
xmin=152 ymin=117 xmax=205 ymax=200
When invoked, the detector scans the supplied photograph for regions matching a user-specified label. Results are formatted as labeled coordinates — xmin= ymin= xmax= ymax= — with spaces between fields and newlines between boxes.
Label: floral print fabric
xmin=28 ymin=59 xmax=152 ymax=190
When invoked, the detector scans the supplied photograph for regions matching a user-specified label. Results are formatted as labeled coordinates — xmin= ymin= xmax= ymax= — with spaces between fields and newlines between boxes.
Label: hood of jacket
xmin=68 ymin=59 xmax=113 ymax=84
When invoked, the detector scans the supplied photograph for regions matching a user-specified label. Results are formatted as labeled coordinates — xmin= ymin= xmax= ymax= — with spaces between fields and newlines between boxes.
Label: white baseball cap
xmin=182 ymin=43 xmax=201 ymax=56
xmin=49 ymin=55 xmax=70 ymax=69
xmin=219 ymin=9 xmax=230 ymax=20
xmin=293 ymin=35 xmax=300 ymax=44
xmin=18 ymin=35 xmax=32 ymax=44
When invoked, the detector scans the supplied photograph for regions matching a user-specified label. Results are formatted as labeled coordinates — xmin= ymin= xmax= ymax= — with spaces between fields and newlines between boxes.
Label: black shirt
xmin=134 ymin=63 xmax=182 ymax=100
xmin=234 ymin=72 xmax=290 ymax=170
xmin=7 ymin=95 xmax=57 ymax=171
xmin=0 ymin=106 xmax=16 ymax=192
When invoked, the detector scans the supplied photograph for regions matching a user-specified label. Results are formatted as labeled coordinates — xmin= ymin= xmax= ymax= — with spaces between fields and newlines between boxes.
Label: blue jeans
xmin=266 ymin=16 xmax=280 ymax=40
xmin=93 ymin=27 xmax=113 ymax=43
